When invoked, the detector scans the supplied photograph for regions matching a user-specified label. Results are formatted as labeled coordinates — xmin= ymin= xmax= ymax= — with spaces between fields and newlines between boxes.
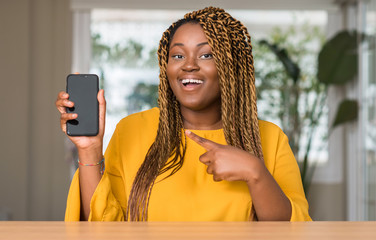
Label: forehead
xmin=170 ymin=23 xmax=208 ymax=44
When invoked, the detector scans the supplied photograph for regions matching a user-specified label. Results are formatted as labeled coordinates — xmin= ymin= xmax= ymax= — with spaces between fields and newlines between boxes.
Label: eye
xmin=200 ymin=53 xmax=213 ymax=59
xmin=171 ymin=54 xmax=184 ymax=59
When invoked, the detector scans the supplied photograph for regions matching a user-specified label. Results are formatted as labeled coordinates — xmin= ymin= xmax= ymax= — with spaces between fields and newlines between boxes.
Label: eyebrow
xmin=170 ymin=41 xmax=209 ymax=49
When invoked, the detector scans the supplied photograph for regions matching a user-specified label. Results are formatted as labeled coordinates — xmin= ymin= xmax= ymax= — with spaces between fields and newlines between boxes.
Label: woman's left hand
xmin=185 ymin=130 xmax=264 ymax=183
xmin=186 ymin=130 xmax=292 ymax=221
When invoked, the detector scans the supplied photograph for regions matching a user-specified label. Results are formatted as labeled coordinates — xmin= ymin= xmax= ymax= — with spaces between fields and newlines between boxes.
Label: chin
xmin=182 ymin=103 xmax=202 ymax=111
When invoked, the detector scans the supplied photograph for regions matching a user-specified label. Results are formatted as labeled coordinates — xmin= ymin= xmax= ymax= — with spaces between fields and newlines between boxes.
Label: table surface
xmin=1 ymin=221 xmax=376 ymax=240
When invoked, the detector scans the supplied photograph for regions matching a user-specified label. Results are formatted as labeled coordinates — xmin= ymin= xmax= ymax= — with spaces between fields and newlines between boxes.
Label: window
xmin=360 ymin=0 xmax=376 ymax=220
xmin=89 ymin=9 xmax=328 ymax=188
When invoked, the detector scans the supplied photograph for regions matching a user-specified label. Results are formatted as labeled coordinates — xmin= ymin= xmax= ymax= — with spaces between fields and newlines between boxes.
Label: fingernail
xmin=185 ymin=130 xmax=191 ymax=135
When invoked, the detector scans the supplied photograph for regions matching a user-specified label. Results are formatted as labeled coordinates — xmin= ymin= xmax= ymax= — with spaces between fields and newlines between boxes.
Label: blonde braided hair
xmin=126 ymin=6 xmax=263 ymax=221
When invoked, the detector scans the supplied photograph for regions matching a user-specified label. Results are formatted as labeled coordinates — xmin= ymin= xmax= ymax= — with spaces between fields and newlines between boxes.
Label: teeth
xmin=181 ymin=79 xmax=203 ymax=84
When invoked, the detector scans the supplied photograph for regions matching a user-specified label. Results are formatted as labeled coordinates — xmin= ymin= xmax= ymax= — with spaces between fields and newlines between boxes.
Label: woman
xmin=56 ymin=7 xmax=311 ymax=221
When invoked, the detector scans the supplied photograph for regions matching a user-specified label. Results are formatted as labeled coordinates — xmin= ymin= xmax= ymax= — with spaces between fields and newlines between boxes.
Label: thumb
xmin=185 ymin=130 xmax=220 ymax=151
xmin=98 ymin=89 xmax=106 ymax=136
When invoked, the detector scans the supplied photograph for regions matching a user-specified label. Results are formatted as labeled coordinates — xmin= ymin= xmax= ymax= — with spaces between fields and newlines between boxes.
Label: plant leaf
xmin=332 ymin=99 xmax=358 ymax=128
xmin=317 ymin=30 xmax=358 ymax=85
xmin=259 ymin=40 xmax=301 ymax=83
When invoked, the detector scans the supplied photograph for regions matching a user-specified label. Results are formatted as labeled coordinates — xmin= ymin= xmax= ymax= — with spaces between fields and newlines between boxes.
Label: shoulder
xmin=104 ymin=108 xmax=160 ymax=176
xmin=257 ymin=120 xmax=290 ymax=167
xmin=111 ymin=108 xmax=160 ymax=143
xmin=116 ymin=107 xmax=160 ymax=130
xmin=258 ymin=119 xmax=284 ymax=138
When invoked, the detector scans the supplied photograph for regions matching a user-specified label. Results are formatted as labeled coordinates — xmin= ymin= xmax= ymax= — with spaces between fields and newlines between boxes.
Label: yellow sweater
xmin=65 ymin=108 xmax=311 ymax=221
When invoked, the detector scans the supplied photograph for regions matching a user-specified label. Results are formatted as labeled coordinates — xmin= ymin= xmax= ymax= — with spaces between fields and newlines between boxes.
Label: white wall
xmin=0 ymin=0 xmax=72 ymax=220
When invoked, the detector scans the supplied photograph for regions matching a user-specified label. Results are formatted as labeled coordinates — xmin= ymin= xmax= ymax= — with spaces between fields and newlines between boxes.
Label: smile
xmin=181 ymin=79 xmax=204 ymax=87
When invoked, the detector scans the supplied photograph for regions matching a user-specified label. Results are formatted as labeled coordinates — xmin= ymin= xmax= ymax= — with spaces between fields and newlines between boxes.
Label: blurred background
xmin=0 ymin=0 xmax=375 ymax=221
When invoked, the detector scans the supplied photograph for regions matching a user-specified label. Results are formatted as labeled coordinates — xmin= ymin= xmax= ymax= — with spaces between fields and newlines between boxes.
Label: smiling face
xmin=167 ymin=23 xmax=221 ymax=114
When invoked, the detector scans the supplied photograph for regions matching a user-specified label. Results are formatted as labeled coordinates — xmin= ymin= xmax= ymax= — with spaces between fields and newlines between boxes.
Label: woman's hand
xmin=56 ymin=89 xmax=107 ymax=220
xmin=55 ymin=89 xmax=106 ymax=155
xmin=185 ymin=130 xmax=292 ymax=221
xmin=185 ymin=130 xmax=265 ymax=183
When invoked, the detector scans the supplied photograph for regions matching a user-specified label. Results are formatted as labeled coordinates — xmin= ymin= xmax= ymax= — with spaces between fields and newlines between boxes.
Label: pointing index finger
xmin=185 ymin=130 xmax=219 ymax=151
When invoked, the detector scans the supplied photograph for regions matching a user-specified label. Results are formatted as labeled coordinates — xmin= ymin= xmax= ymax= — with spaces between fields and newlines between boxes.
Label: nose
xmin=182 ymin=56 xmax=199 ymax=72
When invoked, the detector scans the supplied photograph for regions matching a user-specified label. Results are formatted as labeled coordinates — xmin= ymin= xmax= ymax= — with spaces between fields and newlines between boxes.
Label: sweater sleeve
xmin=88 ymin=171 xmax=126 ymax=221
xmin=64 ymin=169 xmax=81 ymax=221
xmin=64 ymin=125 xmax=127 ymax=221
xmin=273 ymin=129 xmax=312 ymax=221
xmin=64 ymin=169 xmax=126 ymax=221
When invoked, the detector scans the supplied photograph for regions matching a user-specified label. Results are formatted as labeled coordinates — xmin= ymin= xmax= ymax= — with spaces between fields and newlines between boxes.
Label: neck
xmin=180 ymin=105 xmax=222 ymax=130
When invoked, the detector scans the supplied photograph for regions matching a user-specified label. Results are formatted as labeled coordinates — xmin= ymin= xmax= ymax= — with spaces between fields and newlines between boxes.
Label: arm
xmin=245 ymin=159 xmax=291 ymax=221
xmin=185 ymin=130 xmax=292 ymax=221
xmin=56 ymin=89 xmax=106 ymax=220
xmin=77 ymin=148 xmax=103 ymax=220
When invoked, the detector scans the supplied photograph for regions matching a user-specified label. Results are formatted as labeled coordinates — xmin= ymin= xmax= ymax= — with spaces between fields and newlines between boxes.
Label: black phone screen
xmin=66 ymin=74 xmax=99 ymax=136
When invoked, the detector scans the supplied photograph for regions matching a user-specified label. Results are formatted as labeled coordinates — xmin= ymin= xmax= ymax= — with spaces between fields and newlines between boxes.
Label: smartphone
xmin=66 ymin=74 xmax=99 ymax=136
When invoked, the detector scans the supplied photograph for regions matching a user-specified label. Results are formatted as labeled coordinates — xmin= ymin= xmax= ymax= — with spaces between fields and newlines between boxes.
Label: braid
xmin=127 ymin=6 xmax=263 ymax=221
xmin=126 ymin=20 xmax=187 ymax=221
xmin=188 ymin=8 xmax=264 ymax=221
xmin=186 ymin=7 xmax=264 ymax=158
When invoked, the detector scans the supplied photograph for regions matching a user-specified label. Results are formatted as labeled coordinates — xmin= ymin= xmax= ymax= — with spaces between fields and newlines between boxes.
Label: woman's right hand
xmin=55 ymin=89 xmax=106 ymax=161
xmin=56 ymin=89 xmax=107 ymax=220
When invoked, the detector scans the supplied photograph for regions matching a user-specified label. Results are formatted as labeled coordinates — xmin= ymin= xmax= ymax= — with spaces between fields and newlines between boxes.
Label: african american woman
xmin=56 ymin=7 xmax=311 ymax=222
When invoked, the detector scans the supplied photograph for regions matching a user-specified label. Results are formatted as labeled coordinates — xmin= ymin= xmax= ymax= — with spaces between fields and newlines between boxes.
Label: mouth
xmin=180 ymin=79 xmax=204 ymax=88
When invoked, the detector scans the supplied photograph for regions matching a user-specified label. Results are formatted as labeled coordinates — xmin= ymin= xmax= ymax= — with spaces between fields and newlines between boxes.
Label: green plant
xmin=127 ymin=82 xmax=159 ymax=114
xmin=317 ymin=30 xmax=360 ymax=132
xmin=91 ymin=32 xmax=159 ymax=114
xmin=255 ymin=23 xmax=327 ymax=192
xmin=257 ymin=27 xmax=362 ymax=193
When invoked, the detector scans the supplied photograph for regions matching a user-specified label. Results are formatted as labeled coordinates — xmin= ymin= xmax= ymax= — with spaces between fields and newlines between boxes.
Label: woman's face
xmin=167 ymin=23 xmax=221 ymax=113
